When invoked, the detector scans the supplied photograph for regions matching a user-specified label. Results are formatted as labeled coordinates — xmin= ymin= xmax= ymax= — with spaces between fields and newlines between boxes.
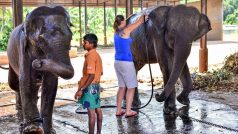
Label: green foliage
xmin=0 ymin=6 xmax=143 ymax=49
xmin=223 ymin=0 xmax=238 ymax=25
xmin=0 ymin=7 xmax=13 ymax=51
xmin=66 ymin=7 xmax=140 ymax=46
xmin=225 ymin=9 xmax=238 ymax=25
xmin=0 ymin=24 xmax=12 ymax=51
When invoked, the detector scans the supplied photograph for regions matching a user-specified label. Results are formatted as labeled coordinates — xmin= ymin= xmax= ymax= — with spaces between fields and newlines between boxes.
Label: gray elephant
xmin=7 ymin=6 xmax=74 ymax=133
xmin=128 ymin=5 xmax=211 ymax=113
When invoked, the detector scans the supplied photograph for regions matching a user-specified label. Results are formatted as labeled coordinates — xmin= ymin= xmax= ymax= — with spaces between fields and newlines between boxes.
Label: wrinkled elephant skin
xmin=129 ymin=5 xmax=211 ymax=112
xmin=7 ymin=6 xmax=74 ymax=134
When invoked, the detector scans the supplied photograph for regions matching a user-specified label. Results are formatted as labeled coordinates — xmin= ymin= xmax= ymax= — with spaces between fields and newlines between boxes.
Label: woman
xmin=113 ymin=14 xmax=148 ymax=117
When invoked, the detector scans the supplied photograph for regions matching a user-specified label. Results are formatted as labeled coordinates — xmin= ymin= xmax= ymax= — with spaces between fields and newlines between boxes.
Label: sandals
xmin=125 ymin=111 xmax=138 ymax=118
xmin=115 ymin=110 xmax=126 ymax=116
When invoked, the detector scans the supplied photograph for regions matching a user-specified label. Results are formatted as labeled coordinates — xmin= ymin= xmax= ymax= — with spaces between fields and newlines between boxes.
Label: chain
xmin=179 ymin=113 xmax=238 ymax=133
xmin=49 ymin=0 xmax=55 ymax=7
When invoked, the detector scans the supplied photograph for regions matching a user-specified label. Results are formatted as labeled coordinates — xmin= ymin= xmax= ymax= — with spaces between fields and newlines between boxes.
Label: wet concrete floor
xmin=0 ymin=84 xmax=238 ymax=134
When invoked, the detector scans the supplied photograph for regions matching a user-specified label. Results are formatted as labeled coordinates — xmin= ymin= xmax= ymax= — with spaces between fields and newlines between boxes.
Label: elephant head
xmin=7 ymin=6 xmax=74 ymax=133
xmin=24 ymin=6 xmax=74 ymax=79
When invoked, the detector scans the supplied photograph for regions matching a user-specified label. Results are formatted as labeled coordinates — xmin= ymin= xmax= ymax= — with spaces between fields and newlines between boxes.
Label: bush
xmin=0 ymin=23 xmax=12 ymax=51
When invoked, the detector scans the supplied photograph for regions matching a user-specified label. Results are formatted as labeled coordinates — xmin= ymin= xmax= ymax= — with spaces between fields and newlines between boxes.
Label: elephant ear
xmin=24 ymin=17 xmax=44 ymax=46
xmin=194 ymin=13 xmax=212 ymax=41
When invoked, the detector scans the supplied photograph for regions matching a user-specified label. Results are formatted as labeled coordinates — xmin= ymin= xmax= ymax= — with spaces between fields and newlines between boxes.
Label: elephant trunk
xmin=32 ymin=58 xmax=74 ymax=79
xmin=32 ymin=48 xmax=74 ymax=79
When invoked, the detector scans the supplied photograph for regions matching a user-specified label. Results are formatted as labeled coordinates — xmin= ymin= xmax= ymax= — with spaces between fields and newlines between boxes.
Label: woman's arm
xmin=121 ymin=14 xmax=148 ymax=38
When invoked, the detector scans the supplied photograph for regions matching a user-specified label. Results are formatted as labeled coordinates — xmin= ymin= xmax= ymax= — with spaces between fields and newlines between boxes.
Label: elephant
xmin=128 ymin=5 xmax=211 ymax=113
xmin=7 ymin=6 xmax=74 ymax=133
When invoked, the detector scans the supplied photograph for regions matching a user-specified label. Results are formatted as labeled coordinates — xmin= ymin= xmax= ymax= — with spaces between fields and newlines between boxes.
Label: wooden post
xmin=114 ymin=0 xmax=117 ymax=17
xmin=126 ymin=0 xmax=133 ymax=18
xmin=199 ymin=0 xmax=208 ymax=73
xmin=140 ymin=0 xmax=143 ymax=11
xmin=12 ymin=0 xmax=23 ymax=28
xmin=84 ymin=0 xmax=87 ymax=34
xmin=78 ymin=1 xmax=82 ymax=47
xmin=103 ymin=2 xmax=107 ymax=45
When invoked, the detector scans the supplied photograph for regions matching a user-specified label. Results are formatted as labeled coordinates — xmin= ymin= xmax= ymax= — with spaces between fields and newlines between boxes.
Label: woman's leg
xmin=116 ymin=87 xmax=126 ymax=115
xmin=88 ymin=109 xmax=96 ymax=134
xmin=95 ymin=108 xmax=102 ymax=134
xmin=126 ymin=88 xmax=137 ymax=115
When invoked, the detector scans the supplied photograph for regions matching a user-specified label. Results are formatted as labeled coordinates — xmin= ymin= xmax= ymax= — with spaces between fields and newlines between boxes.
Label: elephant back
xmin=166 ymin=5 xmax=202 ymax=42
xmin=129 ymin=6 xmax=170 ymax=63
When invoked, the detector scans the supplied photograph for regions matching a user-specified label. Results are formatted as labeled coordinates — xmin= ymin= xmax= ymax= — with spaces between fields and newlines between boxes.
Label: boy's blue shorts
xmin=77 ymin=83 xmax=101 ymax=109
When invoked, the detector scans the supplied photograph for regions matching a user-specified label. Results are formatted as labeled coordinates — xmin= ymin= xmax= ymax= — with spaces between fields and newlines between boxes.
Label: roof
xmin=0 ymin=0 xmax=180 ymax=7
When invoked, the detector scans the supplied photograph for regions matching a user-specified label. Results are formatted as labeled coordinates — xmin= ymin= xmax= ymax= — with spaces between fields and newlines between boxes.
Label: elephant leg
xmin=156 ymin=48 xmax=176 ymax=114
xmin=8 ymin=66 xmax=23 ymax=122
xmin=17 ymin=33 xmax=43 ymax=133
xmin=177 ymin=63 xmax=193 ymax=105
xmin=132 ymin=62 xmax=145 ymax=109
xmin=19 ymin=76 xmax=42 ymax=133
xmin=132 ymin=87 xmax=141 ymax=109
xmin=156 ymin=36 xmax=191 ymax=102
xmin=164 ymin=86 xmax=177 ymax=115
xmin=41 ymin=73 xmax=58 ymax=134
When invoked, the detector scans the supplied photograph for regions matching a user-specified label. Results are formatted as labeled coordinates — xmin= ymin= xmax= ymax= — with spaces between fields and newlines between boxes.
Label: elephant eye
xmin=51 ymin=28 xmax=64 ymax=36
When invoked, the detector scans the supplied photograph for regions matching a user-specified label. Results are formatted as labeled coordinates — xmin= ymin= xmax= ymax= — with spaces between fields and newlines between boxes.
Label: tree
xmin=223 ymin=0 xmax=238 ymax=24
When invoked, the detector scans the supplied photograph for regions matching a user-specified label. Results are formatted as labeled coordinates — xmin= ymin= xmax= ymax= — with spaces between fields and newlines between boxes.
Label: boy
xmin=74 ymin=33 xmax=103 ymax=134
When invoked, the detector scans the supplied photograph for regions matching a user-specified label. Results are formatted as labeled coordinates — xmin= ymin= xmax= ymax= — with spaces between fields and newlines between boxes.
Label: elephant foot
xmin=155 ymin=91 xmax=167 ymax=102
xmin=163 ymin=114 xmax=177 ymax=130
xmin=177 ymin=94 xmax=190 ymax=105
xmin=163 ymin=105 xmax=177 ymax=116
xmin=22 ymin=124 xmax=43 ymax=134
xmin=132 ymin=97 xmax=141 ymax=110
xmin=16 ymin=110 xmax=23 ymax=123
xmin=44 ymin=128 xmax=56 ymax=134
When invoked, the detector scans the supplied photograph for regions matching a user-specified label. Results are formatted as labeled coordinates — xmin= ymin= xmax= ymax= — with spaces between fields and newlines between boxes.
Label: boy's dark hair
xmin=83 ymin=33 xmax=98 ymax=48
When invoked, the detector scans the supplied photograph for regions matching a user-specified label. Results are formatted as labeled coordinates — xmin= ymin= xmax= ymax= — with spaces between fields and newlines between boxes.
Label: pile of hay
xmin=192 ymin=52 xmax=238 ymax=93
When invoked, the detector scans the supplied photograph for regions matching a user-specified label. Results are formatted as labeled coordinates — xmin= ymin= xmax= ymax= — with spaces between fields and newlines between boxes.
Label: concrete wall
xmin=188 ymin=0 xmax=223 ymax=41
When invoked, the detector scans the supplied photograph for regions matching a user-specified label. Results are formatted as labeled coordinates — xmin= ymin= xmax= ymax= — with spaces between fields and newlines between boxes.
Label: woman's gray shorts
xmin=114 ymin=60 xmax=138 ymax=89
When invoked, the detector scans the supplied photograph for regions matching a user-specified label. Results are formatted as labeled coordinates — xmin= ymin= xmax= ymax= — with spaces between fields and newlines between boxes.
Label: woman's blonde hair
xmin=113 ymin=15 xmax=125 ymax=33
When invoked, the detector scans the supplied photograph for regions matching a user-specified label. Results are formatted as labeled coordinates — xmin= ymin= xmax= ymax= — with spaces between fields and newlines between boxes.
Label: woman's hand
xmin=138 ymin=14 xmax=149 ymax=23
xmin=122 ymin=14 xmax=149 ymax=37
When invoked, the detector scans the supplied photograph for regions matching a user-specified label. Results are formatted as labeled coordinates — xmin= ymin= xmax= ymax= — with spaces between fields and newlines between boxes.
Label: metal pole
xmin=103 ymin=2 xmax=107 ymax=45
xmin=12 ymin=0 xmax=23 ymax=28
xmin=199 ymin=0 xmax=208 ymax=73
xmin=84 ymin=0 xmax=87 ymax=34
